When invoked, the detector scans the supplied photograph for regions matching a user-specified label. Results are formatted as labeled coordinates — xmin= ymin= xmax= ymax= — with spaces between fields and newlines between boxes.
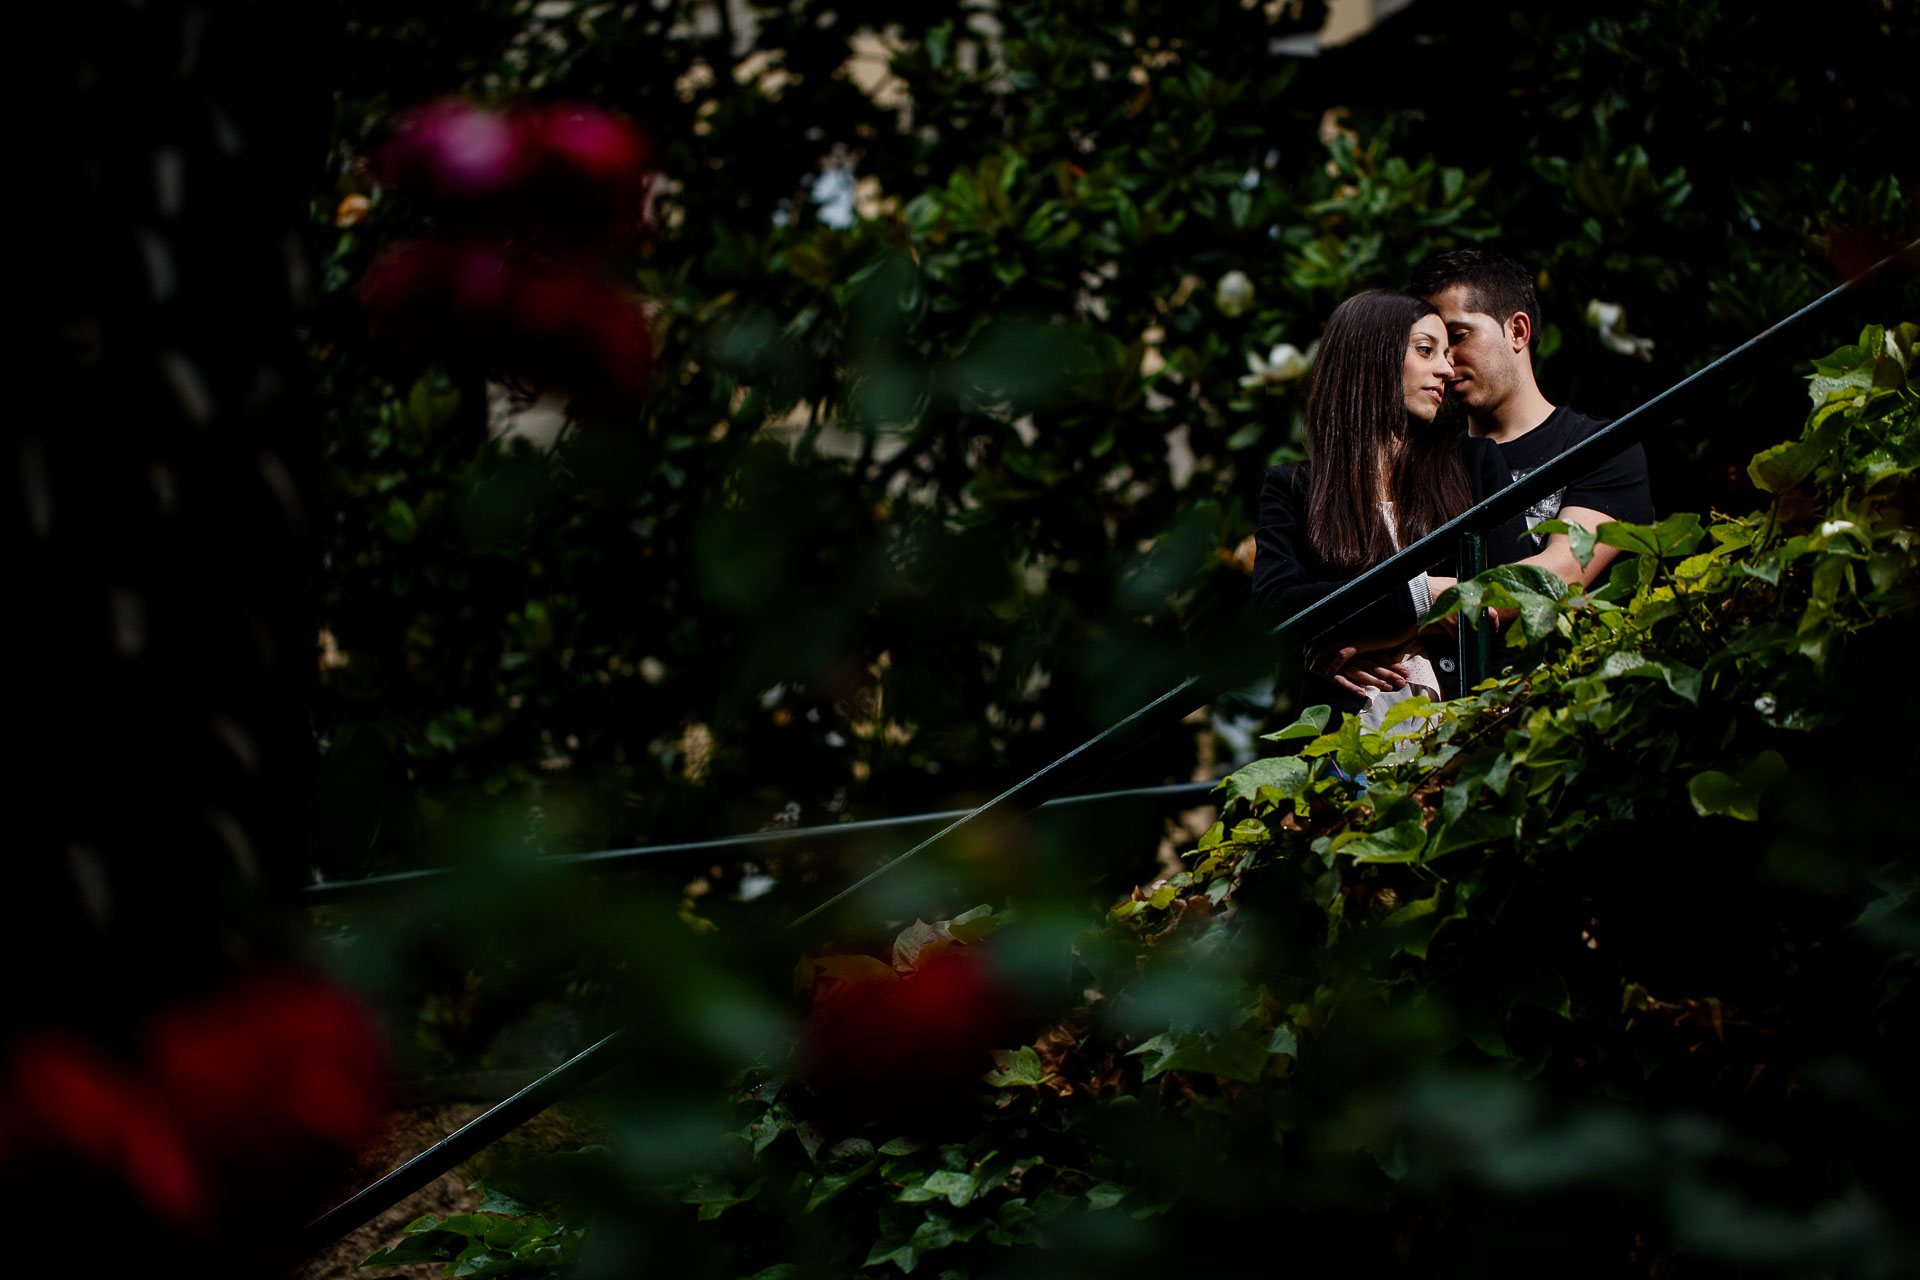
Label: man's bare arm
xmin=1517 ymin=504 xmax=1623 ymax=592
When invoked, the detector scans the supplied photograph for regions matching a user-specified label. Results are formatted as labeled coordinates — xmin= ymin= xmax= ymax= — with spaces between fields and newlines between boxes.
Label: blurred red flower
xmin=362 ymin=99 xmax=654 ymax=400
xmin=802 ymin=950 xmax=1022 ymax=1113
xmin=148 ymin=972 xmax=388 ymax=1160
xmin=1 ymin=970 xmax=387 ymax=1232
xmin=377 ymin=100 xmax=528 ymax=198
xmin=361 ymin=241 xmax=652 ymax=398
xmin=537 ymin=104 xmax=650 ymax=189
xmin=376 ymin=99 xmax=651 ymax=245
xmin=7 ymin=1033 xmax=207 ymax=1227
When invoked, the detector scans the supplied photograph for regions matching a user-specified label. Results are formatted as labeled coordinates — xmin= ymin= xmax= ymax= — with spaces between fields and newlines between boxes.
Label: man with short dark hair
xmin=1408 ymin=247 xmax=1654 ymax=591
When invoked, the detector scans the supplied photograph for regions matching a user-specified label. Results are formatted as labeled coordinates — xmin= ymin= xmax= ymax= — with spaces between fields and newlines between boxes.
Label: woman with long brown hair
xmin=1252 ymin=290 xmax=1528 ymax=730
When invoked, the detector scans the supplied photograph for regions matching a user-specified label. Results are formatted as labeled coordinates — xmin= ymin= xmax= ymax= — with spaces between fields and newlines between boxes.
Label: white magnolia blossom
xmin=1585 ymin=299 xmax=1655 ymax=361
xmin=1215 ymin=270 xmax=1255 ymax=317
xmin=1239 ymin=340 xmax=1317 ymax=389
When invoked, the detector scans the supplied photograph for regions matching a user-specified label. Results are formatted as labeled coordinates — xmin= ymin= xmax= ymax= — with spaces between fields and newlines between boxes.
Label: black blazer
xmin=1251 ymin=436 xmax=1531 ymax=715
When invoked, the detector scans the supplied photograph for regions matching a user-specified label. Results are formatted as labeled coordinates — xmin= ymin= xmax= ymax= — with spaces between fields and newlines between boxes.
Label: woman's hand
xmin=1330 ymin=649 xmax=1413 ymax=698
xmin=1311 ymin=641 xmax=1416 ymax=698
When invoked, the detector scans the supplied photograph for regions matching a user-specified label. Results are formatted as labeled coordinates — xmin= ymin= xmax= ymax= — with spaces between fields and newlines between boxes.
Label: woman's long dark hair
xmin=1302 ymin=290 xmax=1471 ymax=569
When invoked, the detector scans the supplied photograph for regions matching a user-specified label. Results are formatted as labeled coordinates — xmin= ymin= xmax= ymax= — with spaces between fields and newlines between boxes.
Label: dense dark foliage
xmin=365 ymin=324 xmax=1920 ymax=1277
xmin=310 ymin=0 xmax=1917 ymax=878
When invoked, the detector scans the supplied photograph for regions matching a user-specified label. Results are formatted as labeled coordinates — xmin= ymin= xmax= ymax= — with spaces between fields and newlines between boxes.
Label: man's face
xmin=1429 ymin=284 xmax=1516 ymax=415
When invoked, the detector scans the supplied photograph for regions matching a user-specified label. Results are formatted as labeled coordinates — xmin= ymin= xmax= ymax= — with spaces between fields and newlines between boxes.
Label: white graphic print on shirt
xmin=1510 ymin=467 xmax=1564 ymax=549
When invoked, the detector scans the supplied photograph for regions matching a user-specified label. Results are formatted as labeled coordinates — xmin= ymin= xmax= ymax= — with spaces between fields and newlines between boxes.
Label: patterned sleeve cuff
xmin=1409 ymin=573 xmax=1433 ymax=618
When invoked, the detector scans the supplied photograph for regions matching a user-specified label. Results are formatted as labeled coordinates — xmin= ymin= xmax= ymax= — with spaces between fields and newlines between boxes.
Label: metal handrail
xmin=287 ymin=1032 xmax=632 ymax=1265
xmin=301 ymin=781 xmax=1219 ymax=905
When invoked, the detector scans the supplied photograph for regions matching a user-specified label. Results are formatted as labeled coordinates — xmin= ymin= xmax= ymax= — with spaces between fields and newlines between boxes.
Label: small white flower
xmin=1754 ymin=694 xmax=1778 ymax=716
xmin=1585 ymin=299 xmax=1655 ymax=361
xmin=1215 ymin=270 xmax=1255 ymax=317
xmin=811 ymin=165 xmax=858 ymax=229
xmin=1818 ymin=519 xmax=1856 ymax=538
xmin=1239 ymin=341 xmax=1317 ymax=389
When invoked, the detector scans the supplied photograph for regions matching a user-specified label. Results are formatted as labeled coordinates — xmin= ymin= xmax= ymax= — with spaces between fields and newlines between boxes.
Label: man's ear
xmin=1506 ymin=309 xmax=1532 ymax=354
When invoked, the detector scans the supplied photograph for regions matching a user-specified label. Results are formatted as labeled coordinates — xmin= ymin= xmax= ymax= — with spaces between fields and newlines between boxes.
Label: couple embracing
xmin=1252 ymin=249 xmax=1654 ymax=730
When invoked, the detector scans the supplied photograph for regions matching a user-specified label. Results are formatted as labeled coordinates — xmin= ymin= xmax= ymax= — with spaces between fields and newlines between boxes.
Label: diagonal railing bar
xmin=783 ymin=247 xmax=1915 ymax=931
xmin=301 ymin=781 xmax=1219 ymax=905
xmin=291 ymin=246 xmax=1911 ymax=1264
xmin=288 ymin=1032 xmax=634 ymax=1266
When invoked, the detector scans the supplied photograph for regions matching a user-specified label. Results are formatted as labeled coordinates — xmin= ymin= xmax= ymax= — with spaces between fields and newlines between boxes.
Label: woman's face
xmin=1402 ymin=312 xmax=1454 ymax=424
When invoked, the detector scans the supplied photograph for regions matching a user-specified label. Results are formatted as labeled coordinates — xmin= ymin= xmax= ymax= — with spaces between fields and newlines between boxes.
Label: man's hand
xmin=1423 ymin=574 xmax=1460 ymax=635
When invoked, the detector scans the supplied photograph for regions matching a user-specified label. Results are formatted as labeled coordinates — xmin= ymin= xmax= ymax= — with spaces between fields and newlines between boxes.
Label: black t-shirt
xmin=1496 ymin=407 xmax=1655 ymax=550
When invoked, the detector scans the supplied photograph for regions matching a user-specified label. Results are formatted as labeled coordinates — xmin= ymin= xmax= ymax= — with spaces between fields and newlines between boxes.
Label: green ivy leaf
xmin=1379 ymin=891 xmax=1466 ymax=960
xmin=362 ymin=1230 xmax=461 ymax=1267
xmin=1483 ymin=563 xmax=1569 ymax=599
xmin=1261 ymin=704 xmax=1331 ymax=741
xmin=1300 ymin=715 xmax=1388 ymax=776
xmin=862 ymin=1240 xmax=919 ymax=1273
xmin=804 ymin=1160 xmax=877 ymax=1214
xmin=1748 ymin=414 xmax=1846 ymax=493
xmin=919 ymin=1171 xmax=980 ymax=1208
xmin=1688 ymin=750 xmax=1787 ymax=821
xmin=684 ymin=1177 xmax=764 ymax=1222
xmin=1378 ymin=694 xmax=1442 ymax=733
xmin=1342 ymin=818 xmax=1427 ymax=864
xmin=1216 ymin=754 xmax=1311 ymax=805
xmin=1598 ymin=651 xmax=1702 ymax=703
xmin=1529 ymin=518 xmax=1598 ymax=569
xmin=984 ymin=1046 xmax=1055 ymax=1089
xmin=1426 ymin=807 xmax=1512 ymax=862
xmin=948 ymin=903 xmax=1010 ymax=944
xmin=1596 ymin=513 xmax=1704 ymax=558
